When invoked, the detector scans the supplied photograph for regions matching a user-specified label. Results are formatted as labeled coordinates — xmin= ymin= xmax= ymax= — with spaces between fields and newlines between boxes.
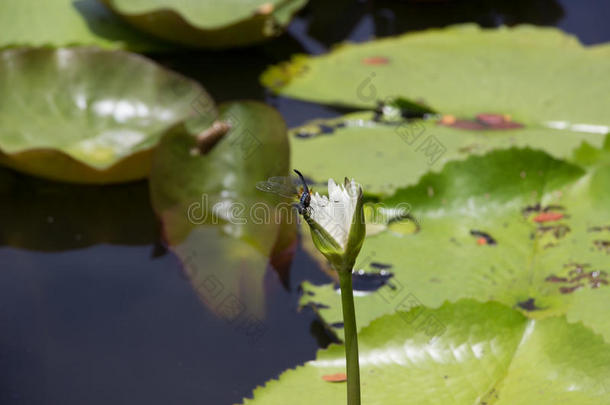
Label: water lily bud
xmin=302 ymin=177 xmax=366 ymax=273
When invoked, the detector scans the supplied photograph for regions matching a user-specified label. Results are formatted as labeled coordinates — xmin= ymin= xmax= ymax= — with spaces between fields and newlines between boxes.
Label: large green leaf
xmin=245 ymin=300 xmax=610 ymax=404
xmin=101 ymin=0 xmax=308 ymax=48
xmin=0 ymin=0 xmax=162 ymax=51
xmin=300 ymin=144 xmax=610 ymax=343
xmin=290 ymin=112 xmax=606 ymax=196
xmin=0 ymin=47 xmax=212 ymax=183
xmin=262 ymin=25 xmax=610 ymax=128
xmin=150 ymin=101 xmax=292 ymax=318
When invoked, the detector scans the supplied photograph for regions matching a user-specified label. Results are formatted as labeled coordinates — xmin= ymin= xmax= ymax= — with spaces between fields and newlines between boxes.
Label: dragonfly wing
xmin=255 ymin=178 xmax=298 ymax=198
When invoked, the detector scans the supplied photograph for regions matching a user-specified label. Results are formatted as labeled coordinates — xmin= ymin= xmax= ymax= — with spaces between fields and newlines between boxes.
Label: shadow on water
xmin=71 ymin=0 xmax=166 ymax=47
xmin=0 ymin=240 xmax=331 ymax=405
xmin=0 ymin=168 xmax=158 ymax=252
xmin=0 ymin=165 xmax=332 ymax=404
xmin=302 ymin=0 xmax=565 ymax=49
xmin=149 ymin=33 xmax=353 ymax=128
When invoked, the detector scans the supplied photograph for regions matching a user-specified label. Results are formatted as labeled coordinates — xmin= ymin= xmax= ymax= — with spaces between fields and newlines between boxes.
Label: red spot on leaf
xmin=476 ymin=113 xmax=508 ymax=126
xmin=545 ymin=275 xmax=568 ymax=283
xmin=490 ymin=121 xmax=524 ymax=129
xmin=322 ymin=373 xmax=347 ymax=382
xmin=440 ymin=115 xmax=456 ymax=125
xmin=470 ymin=230 xmax=497 ymax=245
xmin=560 ymin=284 xmax=583 ymax=294
xmin=362 ymin=57 xmax=389 ymax=65
xmin=439 ymin=113 xmax=524 ymax=131
xmin=442 ymin=120 xmax=487 ymax=130
xmin=533 ymin=212 xmax=564 ymax=223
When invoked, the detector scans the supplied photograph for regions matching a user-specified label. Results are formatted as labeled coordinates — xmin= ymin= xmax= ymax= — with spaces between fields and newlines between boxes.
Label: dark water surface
xmin=2 ymin=1 xmax=610 ymax=404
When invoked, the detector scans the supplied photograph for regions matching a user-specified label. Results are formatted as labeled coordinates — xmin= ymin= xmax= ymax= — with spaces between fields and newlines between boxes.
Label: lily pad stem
xmin=338 ymin=264 xmax=361 ymax=405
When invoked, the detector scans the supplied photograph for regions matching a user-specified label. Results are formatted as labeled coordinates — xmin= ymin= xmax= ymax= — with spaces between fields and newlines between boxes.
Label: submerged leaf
xmin=150 ymin=101 xmax=292 ymax=318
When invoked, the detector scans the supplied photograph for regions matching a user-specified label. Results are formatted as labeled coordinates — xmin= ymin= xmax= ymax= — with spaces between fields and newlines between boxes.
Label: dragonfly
xmin=256 ymin=169 xmax=314 ymax=215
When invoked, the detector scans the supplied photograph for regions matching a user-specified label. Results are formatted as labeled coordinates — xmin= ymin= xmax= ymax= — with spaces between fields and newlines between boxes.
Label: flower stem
xmin=338 ymin=268 xmax=361 ymax=405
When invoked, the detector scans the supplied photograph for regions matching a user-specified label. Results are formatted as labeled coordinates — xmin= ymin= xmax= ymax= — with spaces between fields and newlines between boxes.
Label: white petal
xmin=309 ymin=177 xmax=360 ymax=248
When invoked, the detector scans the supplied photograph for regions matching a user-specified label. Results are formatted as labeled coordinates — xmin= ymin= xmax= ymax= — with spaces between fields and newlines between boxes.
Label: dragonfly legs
xmin=293 ymin=202 xmax=311 ymax=217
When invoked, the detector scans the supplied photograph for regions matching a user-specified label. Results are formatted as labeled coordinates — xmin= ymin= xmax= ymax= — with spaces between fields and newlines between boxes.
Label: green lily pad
xmin=150 ymin=101 xmax=292 ymax=318
xmin=101 ymin=0 xmax=308 ymax=48
xmin=245 ymin=300 xmax=610 ymax=404
xmin=0 ymin=47 xmax=213 ymax=183
xmin=291 ymin=112 xmax=606 ymax=196
xmin=0 ymin=0 xmax=162 ymax=51
xmin=263 ymin=25 xmax=610 ymax=128
xmin=301 ymin=143 xmax=610 ymax=343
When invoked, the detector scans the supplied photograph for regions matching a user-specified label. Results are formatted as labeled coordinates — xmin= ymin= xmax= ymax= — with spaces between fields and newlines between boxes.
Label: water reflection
xmin=0 ymin=168 xmax=158 ymax=251
xmin=302 ymin=0 xmax=564 ymax=49
xmin=0 ymin=243 xmax=328 ymax=405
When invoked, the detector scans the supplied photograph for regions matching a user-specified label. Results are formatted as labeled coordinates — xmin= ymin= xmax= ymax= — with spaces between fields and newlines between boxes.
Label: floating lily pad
xmin=150 ymin=101 xmax=292 ymax=318
xmin=301 ymin=142 xmax=610 ymax=343
xmin=245 ymin=300 xmax=610 ymax=404
xmin=0 ymin=47 xmax=213 ymax=183
xmin=290 ymin=112 xmax=606 ymax=196
xmin=0 ymin=0 xmax=162 ymax=51
xmin=263 ymin=25 xmax=610 ymax=128
xmin=102 ymin=0 xmax=308 ymax=48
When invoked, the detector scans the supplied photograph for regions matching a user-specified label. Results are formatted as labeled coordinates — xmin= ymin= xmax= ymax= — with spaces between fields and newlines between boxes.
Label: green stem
xmin=338 ymin=268 xmax=361 ymax=405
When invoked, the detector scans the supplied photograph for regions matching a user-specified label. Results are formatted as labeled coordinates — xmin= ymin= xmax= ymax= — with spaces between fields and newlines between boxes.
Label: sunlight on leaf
xmin=245 ymin=300 xmax=610 ymax=404
xmin=0 ymin=47 xmax=211 ymax=183
xmin=301 ymin=143 xmax=610 ymax=344
xmin=263 ymin=25 xmax=610 ymax=128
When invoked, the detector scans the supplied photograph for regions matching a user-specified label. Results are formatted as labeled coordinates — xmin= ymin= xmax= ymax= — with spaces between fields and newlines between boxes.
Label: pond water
xmin=1 ymin=1 xmax=609 ymax=404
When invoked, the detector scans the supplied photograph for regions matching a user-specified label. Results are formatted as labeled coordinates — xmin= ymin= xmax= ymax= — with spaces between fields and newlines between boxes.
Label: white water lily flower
xmin=302 ymin=177 xmax=366 ymax=273
xmin=299 ymin=176 xmax=366 ymax=404
xmin=309 ymin=178 xmax=358 ymax=248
